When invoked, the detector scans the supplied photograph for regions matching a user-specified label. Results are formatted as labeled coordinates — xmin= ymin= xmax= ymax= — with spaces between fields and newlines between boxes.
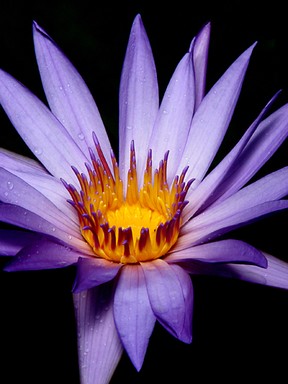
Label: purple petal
xmin=0 ymin=168 xmax=79 ymax=236
xmin=0 ymin=149 xmax=75 ymax=220
xmin=185 ymin=253 xmax=288 ymax=290
xmin=73 ymin=285 xmax=123 ymax=384
xmin=212 ymin=102 xmax=288 ymax=204
xmin=0 ymin=148 xmax=46 ymax=175
xmin=4 ymin=238 xmax=82 ymax=271
xmin=0 ymin=229 xmax=39 ymax=256
xmin=180 ymin=167 xmax=288 ymax=246
xmin=0 ymin=203 xmax=91 ymax=252
xmin=183 ymin=92 xmax=279 ymax=221
xmin=0 ymin=69 xmax=88 ymax=184
xmin=191 ymin=22 xmax=211 ymax=109
xmin=167 ymin=239 xmax=267 ymax=268
xmin=177 ymin=43 xmax=256 ymax=182
xmin=73 ymin=257 xmax=122 ymax=293
xmin=113 ymin=264 xmax=156 ymax=371
xmin=141 ymin=259 xmax=193 ymax=343
xmin=33 ymin=22 xmax=112 ymax=163
xmin=119 ymin=14 xmax=159 ymax=185
xmin=148 ymin=51 xmax=195 ymax=182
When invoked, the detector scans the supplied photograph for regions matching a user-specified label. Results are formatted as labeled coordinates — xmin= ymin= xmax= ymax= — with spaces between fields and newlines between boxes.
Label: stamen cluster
xmin=63 ymin=134 xmax=192 ymax=264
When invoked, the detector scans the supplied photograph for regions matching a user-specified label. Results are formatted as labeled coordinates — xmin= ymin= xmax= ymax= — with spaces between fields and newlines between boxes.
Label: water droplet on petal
xmin=78 ymin=132 xmax=85 ymax=140
xmin=7 ymin=181 xmax=14 ymax=190
xmin=34 ymin=148 xmax=43 ymax=155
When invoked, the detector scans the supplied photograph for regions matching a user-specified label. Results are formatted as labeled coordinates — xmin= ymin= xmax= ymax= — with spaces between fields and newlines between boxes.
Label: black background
xmin=1 ymin=0 xmax=288 ymax=383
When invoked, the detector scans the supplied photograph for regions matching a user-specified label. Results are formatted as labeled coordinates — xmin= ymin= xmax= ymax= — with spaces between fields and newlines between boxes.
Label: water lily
xmin=1 ymin=13 xmax=288 ymax=384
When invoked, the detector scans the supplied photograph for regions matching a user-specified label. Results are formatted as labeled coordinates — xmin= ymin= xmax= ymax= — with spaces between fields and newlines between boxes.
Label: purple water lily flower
xmin=1 ymin=13 xmax=288 ymax=384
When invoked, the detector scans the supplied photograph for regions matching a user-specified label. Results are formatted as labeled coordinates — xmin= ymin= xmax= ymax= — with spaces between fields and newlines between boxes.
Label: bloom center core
xmin=63 ymin=135 xmax=192 ymax=264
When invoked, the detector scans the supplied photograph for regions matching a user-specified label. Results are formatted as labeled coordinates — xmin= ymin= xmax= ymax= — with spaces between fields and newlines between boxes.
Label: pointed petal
xmin=73 ymin=257 xmax=122 ymax=293
xmin=119 ymin=14 xmax=158 ymax=185
xmin=0 ymin=148 xmax=46 ymax=175
xmin=0 ymin=69 xmax=87 ymax=183
xmin=0 ymin=202 xmax=90 ymax=251
xmin=141 ymin=259 xmax=193 ymax=343
xmin=180 ymin=167 xmax=288 ymax=246
xmin=191 ymin=22 xmax=211 ymax=109
xmin=114 ymin=264 xmax=156 ymax=371
xmin=167 ymin=239 xmax=267 ymax=268
xmin=73 ymin=285 xmax=123 ymax=384
xmin=0 ymin=149 xmax=75 ymax=219
xmin=33 ymin=22 xmax=111 ymax=162
xmin=4 ymin=238 xmax=81 ymax=271
xmin=212 ymin=102 xmax=288 ymax=204
xmin=186 ymin=253 xmax=288 ymax=290
xmin=0 ymin=229 xmax=39 ymax=256
xmin=0 ymin=168 xmax=79 ymax=235
xmin=148 ymin=51 xmax=195 ymax=181
xmin=177 ymin=43 xmax=256 ymax=182
xmin=183 ymin=92 xmax=279 ymax=221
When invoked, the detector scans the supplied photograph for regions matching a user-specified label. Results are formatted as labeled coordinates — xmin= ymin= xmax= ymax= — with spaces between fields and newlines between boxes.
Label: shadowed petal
xmin=4 ymin=238 xmax=82 ymax=271
xmin=33 ymin=22 xmax=112 ymax=163
xmin=73 ymin=257 xmax=122 ymax=293
xmin=141 ymin=259 xmax=193 ymax=343
xmin=0 ymin=69 xmax=88 ymax=184
xmin=119 ymin=14 xmax=158 ymax=185
xmin=0 ymin=229 xmax=39 ymax=256
xmin=148 ymin=51 xmax=195 ymax=181
xmin=185 ymin=253 xmax=288 ymax=290
xmin=191 ymin=22 xmax=211 ymax=109
xmin=73 ymin=285 xmax=123 ymax=384
xmin=167 ymin=239 xmax=267 ymax=268
xmin=114 ymin=265 xmax=156 ymax=371
xmin=177 ymin=43 xmax=256 ymax=182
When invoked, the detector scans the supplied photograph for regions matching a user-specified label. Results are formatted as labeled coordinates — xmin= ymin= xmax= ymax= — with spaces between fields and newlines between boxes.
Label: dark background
xmin=1 ymin=0 xmax=288 ymax=383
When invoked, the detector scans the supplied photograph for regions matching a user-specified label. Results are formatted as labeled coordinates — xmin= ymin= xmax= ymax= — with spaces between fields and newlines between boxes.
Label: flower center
xmin=63 ymin=134 xmax=192 ymax=264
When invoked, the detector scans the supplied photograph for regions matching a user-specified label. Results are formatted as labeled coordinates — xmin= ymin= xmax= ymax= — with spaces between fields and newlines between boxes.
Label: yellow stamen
xmin=63 ymin=137 xmax=192 ymax=264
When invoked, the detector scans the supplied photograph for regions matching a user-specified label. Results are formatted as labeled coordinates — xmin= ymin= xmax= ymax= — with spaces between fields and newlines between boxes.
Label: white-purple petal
xmin=0 ymin=168 xmax=79 ymax=235
xmin=183 ymin=92 xmax=279 ymax=221
xmin=0 ymin=203 xmax=91 ymax=252
xmin=141 ymin=259 xmax=193 ymax=343
xmin=113 ymin=264 xmax=156 ymax=371
xmin=119 ymin=14 xmax=159 ymax=186
xmin=33 ymin=22 xmax=112 ymax=164
xmin=167 ymin=239 xmax=267 ymax=268
xmin=148 ymin=51 xmax=195 ymax=181
xmin=73 ymin=285 xmax=123 ymax=384
xmin=73 ymin=257 xmax=122 ymax=293
xmin=0 ymin=148 xmax=46 ymax=175
xmin=177 ymin=43 xmax=256 ymax=182
xmin=180 ymin=167 xmax=288 ymax=246
xmin=212 ymin=102 xmax=288 ymax=204
xmin=4 ymin=238 xmax=81 ymax=271
xmin=0 ymin=69 xmax=88 ymax=184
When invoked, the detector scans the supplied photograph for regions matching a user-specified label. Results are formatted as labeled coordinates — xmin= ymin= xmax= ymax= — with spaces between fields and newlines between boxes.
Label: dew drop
xmin=7 ymin=181 xmax=14 ymax=190
xmin=34 ymin=148 xmax=43 ymax=155
xmin=4 ymin=191 xmax=8 ymax=197
xmin=78 ymin=132 xmax=85 ymax=140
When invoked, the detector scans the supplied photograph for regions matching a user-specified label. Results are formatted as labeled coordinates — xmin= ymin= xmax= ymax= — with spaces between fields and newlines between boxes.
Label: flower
xmin=1 ymin=13 xmax=288 ymax=384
